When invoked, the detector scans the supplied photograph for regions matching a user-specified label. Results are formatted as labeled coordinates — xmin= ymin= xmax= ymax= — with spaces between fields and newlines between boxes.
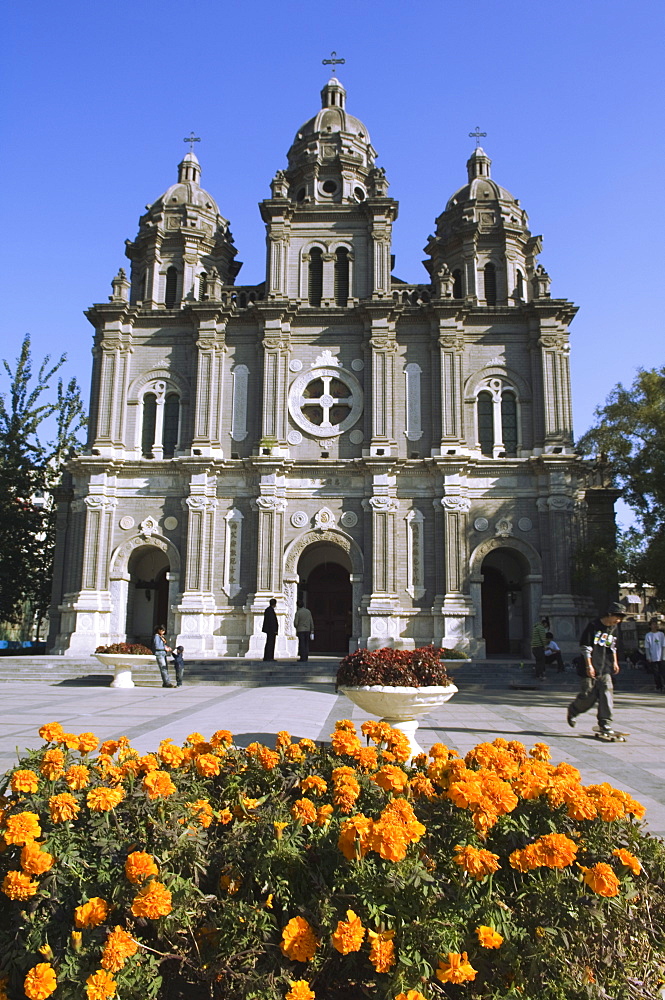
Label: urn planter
xmin=339 ymin=683 xmax=458 ymax=761
xmin=93 ymin=653 xmax=154 ymax=689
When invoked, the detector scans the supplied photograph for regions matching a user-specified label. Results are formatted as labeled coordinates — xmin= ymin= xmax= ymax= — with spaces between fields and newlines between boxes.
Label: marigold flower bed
xmin=1 ymin=720 xmax=665 ymax=999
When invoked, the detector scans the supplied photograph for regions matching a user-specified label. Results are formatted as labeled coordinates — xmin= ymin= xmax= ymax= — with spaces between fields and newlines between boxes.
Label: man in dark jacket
xmin=262 ymin=599 xmax=278 ymax=661
xmin=567 ymin=602 xmax=625 ymax=735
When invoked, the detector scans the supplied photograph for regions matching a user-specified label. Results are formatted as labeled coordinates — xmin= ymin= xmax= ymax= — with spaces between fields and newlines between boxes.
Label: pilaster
xmin=174 ymin=473 xmax=219 ymax=653
xmin=244 ymin=474 xmax=288 ymax=657
xmin=191 ymin=311 xmax=227 ymax=458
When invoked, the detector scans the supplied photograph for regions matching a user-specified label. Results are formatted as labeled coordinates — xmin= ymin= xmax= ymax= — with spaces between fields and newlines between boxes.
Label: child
xmin=171 ymin=645 xmax=185 ymax=687
xmin=544 ymin=632 xmax=565 ymax=672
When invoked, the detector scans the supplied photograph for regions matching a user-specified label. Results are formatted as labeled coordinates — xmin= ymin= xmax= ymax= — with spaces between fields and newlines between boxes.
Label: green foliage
xmin=0 ymin=335 xmax=85 ymax=630
xmin=579 ymin=367 xmax=665 ymax=597
xmin=1 ymin=724 xmax=665 ymax=1000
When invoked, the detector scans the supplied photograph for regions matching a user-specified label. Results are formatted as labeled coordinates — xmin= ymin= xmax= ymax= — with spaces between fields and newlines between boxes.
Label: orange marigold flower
xmin=258 ymin=747 xmax=280 ymax=770
xmin=285 ymin=981 xmax=315 ymax=1000
xmin=187 ymin=731 xmax=207 ymax=747
xmin=210 ymin=729 xmax=233 ymax=748
xmin=4 ymin=810 xmax=41 ymax=844
xmin=298 ymin=738 xmax=317 ymax=753
xmin=338 ymin=814 xmax=373 ymax=860
xmin=39 ymin=722 xmax=64 ymax=743
xmin=280 ymin=916 xmax=319 ymax=962
xmin=74 ymin=896 xmax=110 ymax=929
xmin=383 ymin=729 xmax=411 ymax=764
xmin=409 ymin=774 xmax=436 ymax=799
xmin=332 ymin=767 xmax=361 ymax=813
xmin=476 ymin=925 xmax=503 ymax=948
xmin=99 ymin=740 xmax=119 ymax=757
xmin=124 ymin=851 xmax=159 ymax=884
xmin=2 ymin=870 xmax=39 ymax=899
xmin=49 ymin=792 xmax=80 ymax=824
xmin=101 ymin=926 xmax=139 ymax=972
xmin=530 ymin=742 xmax=551 ymax=761
xmin=24 ymin=963 xmax=57 ymax=1000
xmin=85 ymin=968 xmax=117 ymax=1000
xmin=373 ymin=765 xmax=409 ymax=795
xmin=447 ymin=777 xmax=483 ymax=810
xmin=77 ymin=732 xmax=99 ymax=755
xmin=195 ymin=753 xmax=221 ymax=777
xmin=10 ymin=769 xmax=40 ymax=794
xmin=331 ymin=909 xmax=365 ymax=954
xmin=219 ymin=872 xmax=242 ymax=894
xmin=291 ymin=798 xmax=317 ymax=825
xmin=217 ymin=807 xmax=233 ymax=825
xmin=356 ymin=746 xmax=379 ymax=771
xmin=142 ymin=770 xmax=176 ymax=800
xmin=138 ymin=754 xmax=159 ymax=773
xmin=20 ymin=842 xmax=55 ymax=875
xmin=453 ymin=844 xmax=501 ymax=880
xmin=331 ymin=729 xmax=362 ymax=757
xmin=429 ymin=742 xmax=452 ymax=760
xmin=394 ymin=992 xmax=428 ymax=1000
xmin=187 ymin=799 xmax=214 ymax=828
xmin=0 ymin=973 xmax=9 ymax=1000
xmin=594 ymin=795 xmax=626 ymax=822
xmin=285 ymin=744 xmax=305 ymax=762
xmin=316 ymin=804 xmax=334 ymax=827
xmin=300 ymin=775 xmax=327 ymax=796
xmin=59 ymin=732 xmax=79 ymax=749
xmin=276 ymin=730 xmax=292 ymax=749
xmin=564 ymin=789 xmax=598 ymax=822
xmin=40 ymin=749 xmax=66 ymax=781
xmin=335 ymin=719 xmax=356 ymax=732
xmin=367 ymin=929 xmax=396 ymax=973
xmin=87 ymin=787 xmax=125 ymax=812
xmin=613 ymin=848 xmax=642 ymax=875
xmin=274 ymin=821 xmax=289 ymax=839
xmin=580 ymin=862 xmax=620 ymax=897
xmin=436 ymin=951 xmax=478 ymax=984
xmin=157 ymin=741 xmax=185 ymax=768
xmin=65 ymin=765 xmax=90 ymax=790
xmin=130 ymin=880 xmax=172 ymax=918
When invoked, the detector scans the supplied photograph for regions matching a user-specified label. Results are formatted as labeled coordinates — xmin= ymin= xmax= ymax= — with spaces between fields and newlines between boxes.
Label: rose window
xmin=288 ymin=367 xmax=363 ymax=438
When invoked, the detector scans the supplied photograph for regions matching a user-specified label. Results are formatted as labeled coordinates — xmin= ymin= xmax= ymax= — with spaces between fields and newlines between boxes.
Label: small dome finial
xmin=178 ymin=135 xmax=201 ymax=185
xmin=467 ymin=146 xmax=492 ymax=182
xmin=322 ymin=50 xmax=345 ymax=75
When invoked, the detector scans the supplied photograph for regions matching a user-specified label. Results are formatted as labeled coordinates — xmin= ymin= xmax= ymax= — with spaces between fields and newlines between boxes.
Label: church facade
xmin=48 ymin=76 xmax=615 ymax=659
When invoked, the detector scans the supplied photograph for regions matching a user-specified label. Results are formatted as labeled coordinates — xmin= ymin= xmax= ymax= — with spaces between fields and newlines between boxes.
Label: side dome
xmin=145 ymin=152 xmax=221 ymax=216
xmin=445 ymin=148 xmax=520 ymax=211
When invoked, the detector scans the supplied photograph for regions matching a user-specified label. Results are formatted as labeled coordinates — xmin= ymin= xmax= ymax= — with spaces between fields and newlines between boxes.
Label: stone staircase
xmin=0 ymin=655 xmax=653 ymax=692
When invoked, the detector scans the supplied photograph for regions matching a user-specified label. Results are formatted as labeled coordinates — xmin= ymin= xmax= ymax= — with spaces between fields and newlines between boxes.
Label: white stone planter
xmin=93 ymin=653 xmax=154 ymax=689
xmin=339 ymin=683 xmax=458 ymax=761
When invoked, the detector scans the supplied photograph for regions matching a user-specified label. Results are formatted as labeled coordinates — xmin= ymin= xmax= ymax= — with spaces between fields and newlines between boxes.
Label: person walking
xmin=294 ymin=600 xmax=314 ymax=662
xmin=262 ymin=599 xmax=279 ymax=661
xmin=644 ymin=618 xmax=665 ymax=692
xmin=171 ymin=645 xmax=185 ymax=687
xmin=152 ymin=625 xmax=174 ymax=688
xmin=567 ymin=602 xmax=625 ymax=735
xmin=531 ymin=616 xmax=549 ymax=678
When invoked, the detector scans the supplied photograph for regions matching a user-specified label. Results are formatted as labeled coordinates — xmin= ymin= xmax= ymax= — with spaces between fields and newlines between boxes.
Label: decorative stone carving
xmin=441 ymin=496 xmax=471 ymax=512
xmin=223 ymin=508 xmax=243 ymax=598
xmin=291 ymin=510 xmax=309 ymax=528
xmin=314 ymin=507 xmax=336 ymax=530
xmin=312 ymin=349 xmax=342 ymax=368
xmin=405 ymin=363 xmax=423 ymax=442
xmin=351 ymin=359 xmax=364 ymax=371
xmin=517 ymin=517 xmax=533 ymax=532
xmin=139 ymin=516 xmax=159 ymax=537
xmin=547 ymin=495 xmax=574 ymax=511
xmin=231 ymin=364 xmax=249 ymax=442
xmin=84 ymin=496 xmax=118 ymax=511
xmin=536 ymin=497 xmax=549 ymax=513
xmin=349 ymin=429 xmax=364 ymax=444
xmin=288 ymin=366 xmax=363 ymax=438
xmin=119 ymin=516 xmax=135 ymax=530
xmin=340 ymin=511 xmax=358 ymax=528
xmin=474 ymin=517 xmax=489 ymax=532
xmin=256 ymin=496 xmax=288 ymax=512
xmin=495 ymin=518 xmax=513 ymax=538
xmin=287 ymin=430 xmax=303 ymax=445
xmin=289 ymin=359 xmax=303 ymax=372
xmin=369 ymin=496 xmax=399 ymax=512
xmin=164 ymin=516 xmax=178 ymax=531
xmin=406 ymin=509 xmax=425 ymax=599
xmin=436 ymin=263 xmax=454 ymax=298
xmin=185 ymin=496 xmax=219 ymax=512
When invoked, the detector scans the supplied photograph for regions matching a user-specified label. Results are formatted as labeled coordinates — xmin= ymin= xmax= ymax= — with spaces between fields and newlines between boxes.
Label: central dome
xmin=295 ymin=77 xmax=371 ymax=144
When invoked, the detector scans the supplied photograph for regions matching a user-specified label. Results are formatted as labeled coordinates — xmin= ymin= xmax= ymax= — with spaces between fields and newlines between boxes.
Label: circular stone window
xmin=354 ymin=186 xmax=366 ymax=201
xmin=321 ymin=179 xmax=337 ymax=194
xmin=288 ymin=367 xmax=363 ymax=439
xmin=296 ymin=187 xmax=306 ymax=202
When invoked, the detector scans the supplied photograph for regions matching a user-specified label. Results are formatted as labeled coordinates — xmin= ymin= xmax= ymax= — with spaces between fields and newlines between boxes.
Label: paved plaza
xmin=1 ymin=674 xmax=664 ymax=839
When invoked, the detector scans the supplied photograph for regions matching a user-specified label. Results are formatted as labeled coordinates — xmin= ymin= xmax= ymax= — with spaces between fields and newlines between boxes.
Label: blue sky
xmin=2 ymin=0 xmax=664 ymax=523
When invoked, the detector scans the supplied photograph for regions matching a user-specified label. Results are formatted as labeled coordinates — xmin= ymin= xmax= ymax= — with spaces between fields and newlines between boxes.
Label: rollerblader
xmin=567 ymin=602 xmax=625 ymax=739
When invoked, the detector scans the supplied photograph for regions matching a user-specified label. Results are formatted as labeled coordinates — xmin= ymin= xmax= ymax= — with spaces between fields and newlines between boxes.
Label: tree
xmin=578 ymin=366 xmax=665 ymax=598
xmin=0 ymin=335 xmax=85 ymax=635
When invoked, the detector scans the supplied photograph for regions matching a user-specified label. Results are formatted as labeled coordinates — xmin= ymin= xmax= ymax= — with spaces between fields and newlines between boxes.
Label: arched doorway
xmin=481 ymin=549 xmax=527 ymax=655
xmin=295 ymin=542 xmax=353 ymax=654
xmin=126 ymin=546 xmax=170 ymax=647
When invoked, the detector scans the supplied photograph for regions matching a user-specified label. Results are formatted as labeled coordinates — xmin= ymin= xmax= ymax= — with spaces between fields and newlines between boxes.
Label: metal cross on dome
xmin=183 ymin=132 xmax=201 ymax=153
xmin=322 ymin=51 xmax=345 ymax=74
xmin=469 ymin=126 xmax=487 ymax=148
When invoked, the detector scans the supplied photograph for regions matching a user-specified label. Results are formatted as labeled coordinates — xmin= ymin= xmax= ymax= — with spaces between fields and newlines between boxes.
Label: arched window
xmin=477 ymin=391 xmax=494 ymax=456
xmin=452 ymin=268 xmax=463 ymax=298
xmin=165 ymin=267 xmax=178 ymax=308
xmin=198 ymin=272 xmax=207 ymax=300
xmin=308 ymin=248 xmax=323 ymax=306
xmin=516 ymin=269 xmax=524 ymax=300
xmin=163 ymin=394 xmax=180 ymax=458
xmin=484 ymin=263 xmax=497 ymax=305
xmin=142 ymin=394 xmax=157 ymax=457
xmin=138 ymin=272 xmax=147 ymax=301
xmin=501 ymin=391 xmax=518 ymax=457
xmin=334 ymin=247 xmax=349 ymax=306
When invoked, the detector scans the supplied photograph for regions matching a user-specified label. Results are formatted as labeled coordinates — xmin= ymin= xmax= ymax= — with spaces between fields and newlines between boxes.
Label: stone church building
xmin=48 ymin=76 xmax=616 ymax=659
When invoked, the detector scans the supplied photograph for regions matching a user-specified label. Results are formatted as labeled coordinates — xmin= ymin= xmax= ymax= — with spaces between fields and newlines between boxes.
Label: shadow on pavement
xmin=56 ymin=675 xmax=112 ymax=687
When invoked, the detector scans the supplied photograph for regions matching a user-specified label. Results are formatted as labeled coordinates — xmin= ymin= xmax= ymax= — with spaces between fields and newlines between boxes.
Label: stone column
xmin=245 ymin=478 xmax=288 ymax=658
xmin=174 ymin=475 xmax=219 ymax=655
